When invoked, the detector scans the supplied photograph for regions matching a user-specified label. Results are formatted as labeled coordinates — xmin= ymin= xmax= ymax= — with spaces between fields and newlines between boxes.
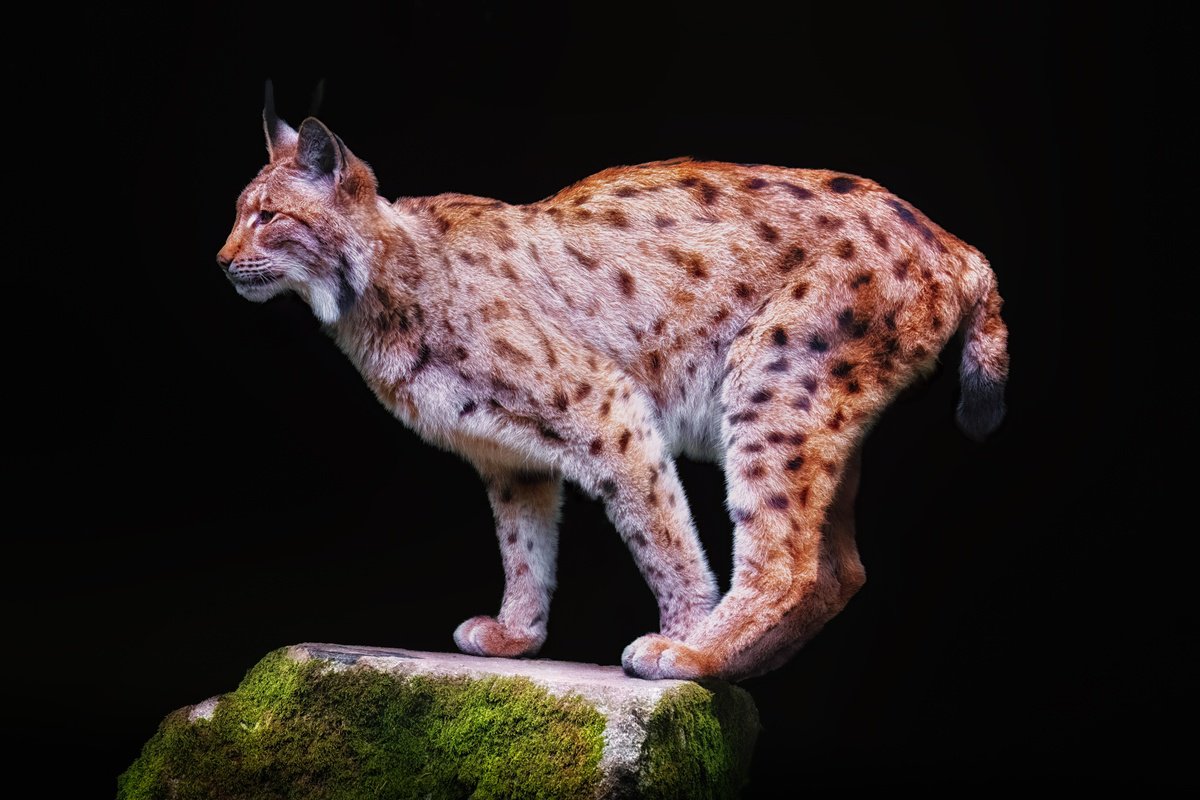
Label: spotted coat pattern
xmin=217 ymin=101 xmax=1009 ymax=681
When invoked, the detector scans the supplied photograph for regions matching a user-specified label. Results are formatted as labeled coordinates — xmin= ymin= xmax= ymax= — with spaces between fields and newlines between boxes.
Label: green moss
xmin=637 ymin=682 xmax=760 ymax=800
xmin=118 ymin=648 xmax=606 ymax=800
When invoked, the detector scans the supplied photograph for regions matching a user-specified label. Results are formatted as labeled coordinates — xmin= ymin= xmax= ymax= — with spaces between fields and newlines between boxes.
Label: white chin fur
xmin=234 ymin=282 xmax=285 ymax=303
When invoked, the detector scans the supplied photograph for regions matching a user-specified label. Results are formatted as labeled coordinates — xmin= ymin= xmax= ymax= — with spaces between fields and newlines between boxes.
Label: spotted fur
xmin=217 ymin=92 xmax=1009 ymax=681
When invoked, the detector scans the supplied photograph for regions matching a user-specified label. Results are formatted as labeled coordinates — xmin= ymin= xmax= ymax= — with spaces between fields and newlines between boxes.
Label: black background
xmin=7 ymin=2 xmax=1188 ymax=795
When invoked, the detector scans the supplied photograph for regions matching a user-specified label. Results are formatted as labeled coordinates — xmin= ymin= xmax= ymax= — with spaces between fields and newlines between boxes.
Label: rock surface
xmin=119 ymin=643 xmax=760 ymax=799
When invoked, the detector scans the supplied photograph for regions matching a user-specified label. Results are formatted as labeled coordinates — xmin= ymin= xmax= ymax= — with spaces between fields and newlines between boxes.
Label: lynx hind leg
xmin=624 ymin=272 xmax=902 ymax=680
xmin=744 ymin=446 xmax=865 ymax=678
xmin=454 ymin=466 xmax=562 ymax=658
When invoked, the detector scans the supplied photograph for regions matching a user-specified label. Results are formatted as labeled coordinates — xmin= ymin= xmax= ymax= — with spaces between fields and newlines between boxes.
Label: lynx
xmin=217 ymin=86 xmax=1008 ymax=681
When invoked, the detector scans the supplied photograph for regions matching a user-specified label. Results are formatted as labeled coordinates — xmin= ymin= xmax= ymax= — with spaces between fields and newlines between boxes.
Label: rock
xmin=119 ymin=643 xmax=760 ymax=799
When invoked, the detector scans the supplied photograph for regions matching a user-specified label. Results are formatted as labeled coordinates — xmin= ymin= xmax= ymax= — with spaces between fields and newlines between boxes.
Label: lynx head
xmin=216 ymin=82 xmax=380 ymax=324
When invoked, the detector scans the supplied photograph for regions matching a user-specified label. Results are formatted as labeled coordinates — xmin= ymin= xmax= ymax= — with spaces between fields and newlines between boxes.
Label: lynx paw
xmin=621 ymin=633 xmax=716 ymax=680
xmin=454 ymin=615 xmax=545 ymax=658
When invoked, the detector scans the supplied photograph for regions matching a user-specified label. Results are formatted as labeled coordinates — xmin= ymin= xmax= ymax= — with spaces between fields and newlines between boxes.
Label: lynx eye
xmin=257 ymin=209 xmax=277 ymax=224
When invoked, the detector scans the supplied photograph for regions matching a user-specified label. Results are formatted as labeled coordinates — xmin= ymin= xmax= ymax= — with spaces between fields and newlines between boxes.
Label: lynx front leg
xmin=463 ymin=362 xmax=719 ymax=650
xmin=541 ymin=373 xmax=721 ymax=641
xmin=454 ymin=467 xmax=562 ymax=658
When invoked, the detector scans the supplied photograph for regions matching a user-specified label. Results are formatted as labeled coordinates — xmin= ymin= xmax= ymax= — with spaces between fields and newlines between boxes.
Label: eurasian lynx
xmin=217 ymin=86 xmax=1008 ymax=680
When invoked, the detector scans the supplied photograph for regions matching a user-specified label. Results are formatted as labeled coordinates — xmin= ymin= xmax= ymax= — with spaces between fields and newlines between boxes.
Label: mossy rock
xmin=119 ymin=644 xmax=759 ymax=799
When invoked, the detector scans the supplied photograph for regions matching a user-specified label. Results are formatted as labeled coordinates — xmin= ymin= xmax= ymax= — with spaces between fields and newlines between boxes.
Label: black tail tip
xmin=956 ymin=373 xmax=1006 ymax=442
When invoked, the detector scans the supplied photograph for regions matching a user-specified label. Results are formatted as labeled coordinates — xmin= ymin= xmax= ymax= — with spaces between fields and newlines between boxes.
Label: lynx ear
xmin=296 ymin=117 xmax=348 ymax=181
xmin=263 ymin=79 xmax=298 ymax=160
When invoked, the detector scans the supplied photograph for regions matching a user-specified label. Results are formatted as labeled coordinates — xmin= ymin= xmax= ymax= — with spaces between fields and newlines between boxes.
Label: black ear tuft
xmin=296 ymin=117 xmax=346 ymax=179
xmin=264 ymin=79 xmax=280 ymax=140
xmin=308 ymin=78 xmax=326 ymax=118
xmin=263 ymin=79 xmax=298 ymax=160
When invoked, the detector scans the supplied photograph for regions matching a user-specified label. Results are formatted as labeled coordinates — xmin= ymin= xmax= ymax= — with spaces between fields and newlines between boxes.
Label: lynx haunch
xmin=217 ymin=87 xmax=1008 ymax=681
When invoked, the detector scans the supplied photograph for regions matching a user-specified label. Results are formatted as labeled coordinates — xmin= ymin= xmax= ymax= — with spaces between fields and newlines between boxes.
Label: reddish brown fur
xmin=219 ymin=114 xmax=1008 ymax=682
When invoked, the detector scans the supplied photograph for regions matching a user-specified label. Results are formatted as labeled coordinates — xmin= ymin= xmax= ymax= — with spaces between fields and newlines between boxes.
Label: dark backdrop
xmin=8 ymin=3 xmax=1187 ymax=795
